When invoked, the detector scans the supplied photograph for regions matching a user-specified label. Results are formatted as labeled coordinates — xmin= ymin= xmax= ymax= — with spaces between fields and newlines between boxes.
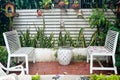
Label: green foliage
xmin=57 ymin=28 xmax=86 ymax=48
xmin=20 ymin=29 xmax=33 ymax=47
xmin=39 ymin=0 xmax=52 ymax=9
xmin=20 ymin=17 xmax=54 ymax=48
xmin=32 ymin=73 xmax=40 ymax=80
xmin=89 ymin=9 xmax=106 ymax=29
xmin=90 ymin=74 xmax=120 ymax=80
xmin=35 ymin=27 xmax=55 ymax=48
xmin=75 ymin=28 xmax=86 ymax=48
xmin=61 ymin=0 xmax=69 ymax=5
xmin=0 ymin=5 xmax=9 ymax=46
xmin=20 ymin=27 xmax=55 ymax=48
xmin=89 ymin=8 xmax=111 ymax=46
xmin=0 ymin=46 xmax=8 ymax=65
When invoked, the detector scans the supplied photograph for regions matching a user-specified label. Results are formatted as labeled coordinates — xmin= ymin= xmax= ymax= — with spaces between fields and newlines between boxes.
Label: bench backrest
xmin=3 ymin=30 xmax=21 ymax=55
xmin=104 ymin=30 xmax=119 ymax=54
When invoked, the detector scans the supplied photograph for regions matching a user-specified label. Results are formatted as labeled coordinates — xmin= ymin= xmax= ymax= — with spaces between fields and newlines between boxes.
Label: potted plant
xmin=58 ymin=0 xmax=68 ymax=8
xmin=71 ymin=0 xmax=80 ymax=9
xmin=37 ymin=9 xmax=42 ymax=16
xmin=39 ymin=0 xmax=52 ymax=9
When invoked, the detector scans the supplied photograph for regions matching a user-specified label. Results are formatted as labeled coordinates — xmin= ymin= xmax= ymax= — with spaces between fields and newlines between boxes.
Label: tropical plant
xmin=39 ymin=0 xmax=52 ymax=9
xmin=19 ymin=29 xmax=33 ymax=47
xmin=58 ymin=30 xmax=72 ymax=47
xmin=20 ymin=17 xmax=55 ymax=48
xmin=89 ymin=8 xmax=111 ymax=46
xmin=57 ymin=28 xmax=86 ymax=48
xmin=75 ymin=28 xmax=86 ymax=48
xmin=0 ymin=46 xmax=8 ymax=65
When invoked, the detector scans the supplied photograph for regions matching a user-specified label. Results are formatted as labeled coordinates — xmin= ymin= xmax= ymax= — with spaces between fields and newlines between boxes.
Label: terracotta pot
xmin=58 ymin=1 xmax=65 ymax=7
xmin=72 ymin=4 xmax=79 ymax=9
xmin=43 ymin=5 xmax=50 ymax=9
xmin=37 ymin=10 xmax=42 ymax=16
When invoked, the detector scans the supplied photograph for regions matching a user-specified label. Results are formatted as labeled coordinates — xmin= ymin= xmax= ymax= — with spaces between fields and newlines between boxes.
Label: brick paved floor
xmin=29 ymin=61 xmax=119 ymax=75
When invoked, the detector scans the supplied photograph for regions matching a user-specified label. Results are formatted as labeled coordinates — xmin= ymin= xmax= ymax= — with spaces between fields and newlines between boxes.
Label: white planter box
xmin=29 ymin=48 xmax=88 ymax=62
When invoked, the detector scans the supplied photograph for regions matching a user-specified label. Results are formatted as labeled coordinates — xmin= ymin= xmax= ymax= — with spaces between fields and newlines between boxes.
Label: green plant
xmin=90 ymin=74 xmax=120 ymax=80
xmin=35 ymin=27 xmax=54 ymax=48
xmin=19 ymin=29 xmax=33 ymax=47
xmin=89 ymin=8 xmax=111 ymax=46
xmin=57 ymin=28 xmax=86 ymax=48
xmin=71 ymin=0 xmax=79 ymax=9
xmin=58 ymin=0 xmax=69 ymax=8
xmin=75 ymin=28 xmax=86 ymax=48
xmin=0 ymin=46 xmax=8 ymax=65
xmin=39 ymin=0 xmax=52 ymax=9
xmin=0 ymin=8 xmax=9 ymax=46
xmin=32 ymin=73 xmax=40 ymax=80
xmin=20 ymin=17 xmax=55 ymax=48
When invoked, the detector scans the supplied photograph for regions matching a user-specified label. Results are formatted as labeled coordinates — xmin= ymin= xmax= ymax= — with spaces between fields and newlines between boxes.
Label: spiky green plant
xmin=19 ymin=29 xmax=33 ymax=47
xmin=73 ymin=28 xmax=86 ymax=48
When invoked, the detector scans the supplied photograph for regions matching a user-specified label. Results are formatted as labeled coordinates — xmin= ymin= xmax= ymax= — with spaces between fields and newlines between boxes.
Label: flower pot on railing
xmin=57 ymin=47 xmax=73 ymax=65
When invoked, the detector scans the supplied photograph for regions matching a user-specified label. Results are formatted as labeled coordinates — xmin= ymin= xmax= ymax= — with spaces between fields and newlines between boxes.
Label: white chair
xmin=3 ymin=30 xmax=35 ymax=74
xmin=87 ymin=30 xmax=119 ymax=74
xmin=0 ymin=62 xmax=25 ymax=80
xmin=0 ymin=62 xmax=25 ymax=76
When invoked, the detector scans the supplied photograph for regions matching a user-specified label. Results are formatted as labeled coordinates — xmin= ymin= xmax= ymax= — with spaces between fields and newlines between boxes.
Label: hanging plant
xmin=37 ymin=9 xmax=42 ymax=16
xmin=42 ymin=0 xmax=52 ymax=9
xmin=71 ymin=0 xmax=80 ymax=9
xmin=58 ymin=0 xmax=68 ymax=8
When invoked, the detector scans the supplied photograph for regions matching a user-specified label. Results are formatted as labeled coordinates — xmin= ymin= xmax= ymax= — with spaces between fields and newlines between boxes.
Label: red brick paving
xmin=29 ymin=61 xmax=118 ymax=75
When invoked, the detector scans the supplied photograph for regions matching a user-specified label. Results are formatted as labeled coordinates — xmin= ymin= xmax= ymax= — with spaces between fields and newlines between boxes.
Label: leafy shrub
xmin=0 ymin=46 xmax=8 ymax=65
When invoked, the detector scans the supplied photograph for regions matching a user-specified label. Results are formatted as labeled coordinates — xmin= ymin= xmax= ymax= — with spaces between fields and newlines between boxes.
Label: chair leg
xmin=33 ymin=50 xmax=35 ymax=63
xmin=7 ymin=56 xmax=11 ymax=74
xmin=87 ymin=53 xmax=89 ymax=63
xmin=106 ymin=56 xmax=109 ymax=63
xmin=25 ymin=56 xmax=29 ymax=74
xmin=90 ymin=55 xmax=93 ymax=74
xmin=112 ymin=55 xmax=117 ymax=74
